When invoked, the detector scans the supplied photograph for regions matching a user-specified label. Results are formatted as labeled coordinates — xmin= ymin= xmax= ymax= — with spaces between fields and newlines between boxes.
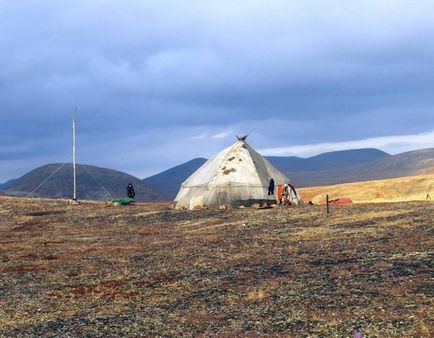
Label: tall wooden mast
xmin=72 ymin=109 xmax=77 ymax=201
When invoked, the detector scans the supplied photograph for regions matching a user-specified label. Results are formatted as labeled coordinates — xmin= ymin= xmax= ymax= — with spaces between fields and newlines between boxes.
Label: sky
xmin=1 ymin=0 xmax=434 ymax=182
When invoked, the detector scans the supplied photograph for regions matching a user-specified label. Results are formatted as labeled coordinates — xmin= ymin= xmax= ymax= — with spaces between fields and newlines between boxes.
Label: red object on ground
xmin=329 ymin=198 xmax=353 ymax=205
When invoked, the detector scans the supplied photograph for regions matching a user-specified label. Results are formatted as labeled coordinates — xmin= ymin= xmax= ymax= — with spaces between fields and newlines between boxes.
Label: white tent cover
xmin=174 ymin=139 xmax=294 ymax=209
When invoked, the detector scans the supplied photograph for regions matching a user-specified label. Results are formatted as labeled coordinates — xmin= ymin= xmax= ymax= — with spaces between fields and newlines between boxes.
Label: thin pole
xmin=326 ymin=194 xmax=329 ymax=214
xmin=72 ymin=110 xmax=77 ymax=201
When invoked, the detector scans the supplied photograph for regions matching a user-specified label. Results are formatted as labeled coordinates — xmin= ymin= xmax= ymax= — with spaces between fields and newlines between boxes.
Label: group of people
xmin=279 ymin=183 xmax=298 ymax=205
xmin=127 ymin=179 xmax=298 ymax=204
xmin=267 ymin=178 xmax=298 ymax=205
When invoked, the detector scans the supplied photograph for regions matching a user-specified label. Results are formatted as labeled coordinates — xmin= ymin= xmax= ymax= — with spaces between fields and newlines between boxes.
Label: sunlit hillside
xmin=299 ymin=174 xmax=434 ymax=204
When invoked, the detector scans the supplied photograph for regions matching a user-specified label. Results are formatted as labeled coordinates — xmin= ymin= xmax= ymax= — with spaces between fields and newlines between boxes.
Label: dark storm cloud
xmin=1 ymin=0 xmax=434 ymax=180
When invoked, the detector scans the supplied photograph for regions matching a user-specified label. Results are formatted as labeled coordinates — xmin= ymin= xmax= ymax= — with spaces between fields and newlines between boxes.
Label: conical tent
xmin=174 ymin=137 xmax=300 ymax=209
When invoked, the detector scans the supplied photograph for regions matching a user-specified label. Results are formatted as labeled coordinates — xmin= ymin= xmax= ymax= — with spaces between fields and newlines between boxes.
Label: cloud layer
xmin=1 ymin=1 xmax=434 ymax=181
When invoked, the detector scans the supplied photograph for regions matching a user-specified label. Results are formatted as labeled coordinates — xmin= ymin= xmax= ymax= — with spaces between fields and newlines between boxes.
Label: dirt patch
xmin=22 ymin=210 xmax=66 ymax=217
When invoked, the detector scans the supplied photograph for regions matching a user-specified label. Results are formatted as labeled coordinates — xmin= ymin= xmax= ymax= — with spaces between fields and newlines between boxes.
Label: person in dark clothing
xmin=268 ymin=178 xmax=275 ymax=195
xmin=127 ymin=183 xmax=135 ymax=199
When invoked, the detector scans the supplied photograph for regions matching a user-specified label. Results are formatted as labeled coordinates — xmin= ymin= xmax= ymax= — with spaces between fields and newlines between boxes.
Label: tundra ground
xmin=0 ymin=197 xmax=433 ymax=337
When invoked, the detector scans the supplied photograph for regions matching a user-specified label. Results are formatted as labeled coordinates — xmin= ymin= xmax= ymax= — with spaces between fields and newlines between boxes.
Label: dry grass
xmin=0 ymin=196 xmax=433 ymax=337
xmin=299 ymin=173 xmax=434 ymax=204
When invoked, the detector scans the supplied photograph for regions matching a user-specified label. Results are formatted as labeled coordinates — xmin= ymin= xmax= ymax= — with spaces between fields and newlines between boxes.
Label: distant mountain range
xmin=286 ymin=148 xmax=434 ymax=187
xmin=3 ymin=147 xmax=434 ymax=201
xmin=5 ymin=164 xmax=163 ymax=201
xmin=266 ymin=148 xmax=390 ymax=172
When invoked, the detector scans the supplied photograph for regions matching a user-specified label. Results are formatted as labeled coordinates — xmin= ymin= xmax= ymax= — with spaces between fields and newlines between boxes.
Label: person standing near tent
xmin=281 ymin=184 xmax=293 ymax=205
xmin=268 ymin=178 xmax=275 ymax=195
xmin=127 ymin=183 xmax=135 ymax=199
xmin=279 ymin=184 xmax=288 ymax=205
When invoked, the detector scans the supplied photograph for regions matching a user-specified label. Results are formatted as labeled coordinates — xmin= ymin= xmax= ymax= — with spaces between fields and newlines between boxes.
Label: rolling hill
xmin=289 ymin=148 xmax=434 ymax=187
xmin=6 ymin=164 xmax=163 ymax=201
xmin=143 ymin=158 xmax=207 ymax=199
xmin=0 ymin=178 xmax=17 ymax=190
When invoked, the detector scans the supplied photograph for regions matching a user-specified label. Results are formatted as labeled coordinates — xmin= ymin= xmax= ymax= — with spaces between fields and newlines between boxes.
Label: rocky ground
xmin=0 ymin=196 xmax=433 ymax=337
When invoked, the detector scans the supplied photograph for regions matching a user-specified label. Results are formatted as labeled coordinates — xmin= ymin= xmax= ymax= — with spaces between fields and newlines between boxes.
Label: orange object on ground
xmin=329 ymin=198 xmax=352 ymax=205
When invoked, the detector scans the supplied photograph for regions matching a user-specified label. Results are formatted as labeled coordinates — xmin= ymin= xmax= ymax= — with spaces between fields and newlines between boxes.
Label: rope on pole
xmin=81 ymin=165 xmax=114 ymax=199
xmin=26 ymin=157 xmax=72 ymax=197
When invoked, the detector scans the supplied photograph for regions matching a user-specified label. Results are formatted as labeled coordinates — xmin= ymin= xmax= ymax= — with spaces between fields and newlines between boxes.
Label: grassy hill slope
xmin=299 ymin=174 xmax=434 ymax=204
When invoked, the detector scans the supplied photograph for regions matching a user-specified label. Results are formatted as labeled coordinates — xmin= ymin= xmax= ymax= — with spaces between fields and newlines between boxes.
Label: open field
xmin=0 ymin=196 xmax=433 ymax=337
xmin=299 ymin=174 xmax=434 ymax=204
